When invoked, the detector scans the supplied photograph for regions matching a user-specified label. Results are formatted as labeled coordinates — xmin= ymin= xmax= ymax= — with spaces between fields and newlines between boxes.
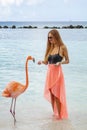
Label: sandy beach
xmin=0 ymin=98 xmax=75 ymax=130
xmin=0 ymin=94 xmax=87 ymax=130
xmin=0 ymin=117 xmax=74 ymax=130
xmin=0 ymin=98 xmax=87 ymax=130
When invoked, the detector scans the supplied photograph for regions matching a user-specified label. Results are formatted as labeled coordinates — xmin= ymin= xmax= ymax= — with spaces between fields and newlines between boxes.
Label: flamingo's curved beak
xmin=27 ymin=56 xmax=35 ymax=62
xmin=33 ymin=58 xmax=35 ymax=63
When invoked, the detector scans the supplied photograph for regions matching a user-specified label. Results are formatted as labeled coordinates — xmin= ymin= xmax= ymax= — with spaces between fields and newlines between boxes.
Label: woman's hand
xmin=37 ymin=60 xmax=42 ymax=65
xmin=37 ymin=60 xmax=48 ymax=65
xmin=55 ymin=62 xmax=61 ymax=66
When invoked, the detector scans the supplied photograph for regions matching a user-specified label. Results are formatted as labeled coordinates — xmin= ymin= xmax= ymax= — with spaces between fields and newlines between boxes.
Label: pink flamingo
xmin=2 ymin=56 xmax=35 ymax=124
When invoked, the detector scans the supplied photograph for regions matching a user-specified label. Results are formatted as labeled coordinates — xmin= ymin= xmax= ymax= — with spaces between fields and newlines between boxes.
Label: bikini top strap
xmin=58 ymin=46 xmax=60 ymax=54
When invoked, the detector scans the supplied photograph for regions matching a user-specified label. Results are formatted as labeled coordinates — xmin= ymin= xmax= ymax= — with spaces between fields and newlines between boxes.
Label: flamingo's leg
xmin=10 ymin=98 xmax=13 ymax=114
xmin=13 ymin=98 xmax=16 ymax=124
xmin=10 ymin=98 xmax=16 ymax=125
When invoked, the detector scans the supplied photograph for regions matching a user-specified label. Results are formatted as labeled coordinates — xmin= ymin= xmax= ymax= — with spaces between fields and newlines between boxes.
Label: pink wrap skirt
xmin=44 ymin=64 xmax=68 ymax=119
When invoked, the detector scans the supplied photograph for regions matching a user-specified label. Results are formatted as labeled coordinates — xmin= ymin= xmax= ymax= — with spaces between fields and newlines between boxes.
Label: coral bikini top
xmin=48 ymin=46 xmax=63 ymax=64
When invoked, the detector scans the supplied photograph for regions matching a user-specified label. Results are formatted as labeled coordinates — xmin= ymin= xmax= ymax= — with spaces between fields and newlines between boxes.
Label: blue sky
xmin=0 ymin=0 xmax=87 ymax=21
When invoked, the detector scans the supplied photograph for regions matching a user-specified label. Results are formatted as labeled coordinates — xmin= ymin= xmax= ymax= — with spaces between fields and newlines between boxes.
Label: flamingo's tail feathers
xmin=2 ymin=89 xmax=11 ymax=97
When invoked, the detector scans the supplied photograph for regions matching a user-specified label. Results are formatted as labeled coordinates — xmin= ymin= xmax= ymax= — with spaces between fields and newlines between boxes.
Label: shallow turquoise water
xmin=0 ymin=28 xmax=87 ymax=130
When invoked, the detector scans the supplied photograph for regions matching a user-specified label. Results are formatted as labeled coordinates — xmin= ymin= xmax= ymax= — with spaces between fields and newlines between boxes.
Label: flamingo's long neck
xmin=25 ymin=58 xmax=29 ymax=89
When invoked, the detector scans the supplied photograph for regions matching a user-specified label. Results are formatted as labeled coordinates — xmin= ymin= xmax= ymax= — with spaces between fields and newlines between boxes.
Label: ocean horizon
xmin=0 ymin=21 xmax=87 ymax=28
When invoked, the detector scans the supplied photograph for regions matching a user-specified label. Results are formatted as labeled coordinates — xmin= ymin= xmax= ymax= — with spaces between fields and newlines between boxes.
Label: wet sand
xmin=0 ymin=96 xmax=87 ymax=130
xmin=0 ymin=113 xmax=74 ymax=130
xmin=0 ymin=98 xmax=75 ymax=130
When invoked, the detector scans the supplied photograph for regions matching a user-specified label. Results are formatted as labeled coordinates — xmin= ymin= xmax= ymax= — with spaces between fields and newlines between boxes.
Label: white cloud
xmin=0 ymin=6 xmax=11 ymax=20
xmin=0 ymin=0 xmax=45 ymax=21
xmin=0 ymin=0 xmax=14 ymax=6
xmin=64 ymin=0 xmax=69 ymax=4
xmin=0 ymin=0 xmax=44 ymax=6
xmin=27 ymin=0 xmax=44 ymax=5
xmin=15 ymin=0 xmax=23 ymax=6
xmin=0 ymin=0 xmax=22 ymax=6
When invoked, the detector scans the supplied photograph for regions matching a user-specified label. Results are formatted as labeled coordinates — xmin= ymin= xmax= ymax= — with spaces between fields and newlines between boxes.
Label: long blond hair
xmin=44 ymin=29 xmax=64 ymax=62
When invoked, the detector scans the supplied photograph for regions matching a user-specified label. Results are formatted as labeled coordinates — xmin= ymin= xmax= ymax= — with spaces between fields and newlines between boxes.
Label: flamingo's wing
xmin=2 ymin=81 xmax=24 ymax=98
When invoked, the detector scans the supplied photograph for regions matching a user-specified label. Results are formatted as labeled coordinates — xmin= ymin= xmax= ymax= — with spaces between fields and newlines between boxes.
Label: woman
xmin=38 ymin=29 xmax=69 ymax=119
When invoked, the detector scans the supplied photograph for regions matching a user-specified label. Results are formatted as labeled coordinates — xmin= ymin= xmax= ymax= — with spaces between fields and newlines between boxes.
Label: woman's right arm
xmin=37 ymin=60 xmax=48 ymax=65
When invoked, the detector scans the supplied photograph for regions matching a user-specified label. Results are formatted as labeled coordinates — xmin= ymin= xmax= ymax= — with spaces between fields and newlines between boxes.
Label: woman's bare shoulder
xmin=61 ymin=44 xmax=67 ymax=50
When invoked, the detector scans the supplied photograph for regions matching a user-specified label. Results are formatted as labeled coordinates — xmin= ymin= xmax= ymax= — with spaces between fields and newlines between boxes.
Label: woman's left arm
xmin=60 ymin=45 xmax=69 ymax=64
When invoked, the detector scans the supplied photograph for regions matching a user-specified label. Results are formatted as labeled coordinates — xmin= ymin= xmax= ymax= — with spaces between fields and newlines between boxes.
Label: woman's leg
xmin=50 ymin=90 xmax=61 ymax=118
xmin=54 ymin=96 xmax=61 ymax=118
xmin=50 ymin=90 xmax=54 ymax=112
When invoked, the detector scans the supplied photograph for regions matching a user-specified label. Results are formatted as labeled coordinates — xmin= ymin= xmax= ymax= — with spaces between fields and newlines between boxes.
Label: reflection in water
xmin=0 ymin=99 xmax=74 ymax=130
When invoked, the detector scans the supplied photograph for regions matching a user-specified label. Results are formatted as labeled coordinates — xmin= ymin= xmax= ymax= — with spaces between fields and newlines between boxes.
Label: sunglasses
xmin=48 ymin=36 xmax=53 ymax=40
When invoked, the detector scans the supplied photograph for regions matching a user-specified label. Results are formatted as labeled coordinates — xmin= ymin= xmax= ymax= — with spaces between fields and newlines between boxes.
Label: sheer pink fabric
xmin=44 ymin=64 xmax=68 ymax=119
